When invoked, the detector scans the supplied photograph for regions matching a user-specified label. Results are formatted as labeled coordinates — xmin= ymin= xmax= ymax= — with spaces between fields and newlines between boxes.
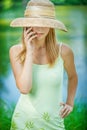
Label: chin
xmin=36 ymin=36 xmax=45 ymax=40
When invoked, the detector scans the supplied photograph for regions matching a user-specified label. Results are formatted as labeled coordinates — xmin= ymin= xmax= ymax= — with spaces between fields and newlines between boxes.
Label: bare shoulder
xmin=61 ymin=43 xmax=74 ymax=61
xmin=56 ymin=43 xmax=74 ymax=60
xmin=9 ymin=44 xmax=22 ymax=59
xmin=61 ymin=43 xmax=73 ymax=56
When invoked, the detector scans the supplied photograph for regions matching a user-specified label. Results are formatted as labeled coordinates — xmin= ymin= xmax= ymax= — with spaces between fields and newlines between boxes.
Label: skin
xmin=9 ymin=27 xmax=78 ymax=119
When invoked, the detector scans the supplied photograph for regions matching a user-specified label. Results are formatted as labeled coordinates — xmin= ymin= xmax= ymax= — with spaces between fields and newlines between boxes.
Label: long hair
xmin=17 ymin=28 xmax=59 ymax=67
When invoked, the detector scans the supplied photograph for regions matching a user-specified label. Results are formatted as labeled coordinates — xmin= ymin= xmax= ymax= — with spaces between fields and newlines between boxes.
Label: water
xmin=0 ymin=6 xmax=87 ymax=105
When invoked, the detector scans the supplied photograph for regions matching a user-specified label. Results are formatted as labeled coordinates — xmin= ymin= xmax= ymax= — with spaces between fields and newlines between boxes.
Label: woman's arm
xmin=63 ymin=45 xmax=78 ymax=106
xmin=60 ymin=44 xmax=78 ymax=118
xmin=9 ymin=27 xmax=37 ymax=94
xmin=9 ymin=45 xmax=33 ymax=94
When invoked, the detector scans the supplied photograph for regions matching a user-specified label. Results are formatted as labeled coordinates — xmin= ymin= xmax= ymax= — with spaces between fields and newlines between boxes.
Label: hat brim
xmin=10 ymin=17 xmax=68 ymax=32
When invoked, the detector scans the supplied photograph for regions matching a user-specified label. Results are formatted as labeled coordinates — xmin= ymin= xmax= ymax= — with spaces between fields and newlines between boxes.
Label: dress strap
xmin=59 ymin=42 xmax=62 ymax=56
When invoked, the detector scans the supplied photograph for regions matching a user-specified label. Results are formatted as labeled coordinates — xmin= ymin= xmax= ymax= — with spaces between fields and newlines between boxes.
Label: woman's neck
xmin=33 ymin=38 xmax=46 ymax=50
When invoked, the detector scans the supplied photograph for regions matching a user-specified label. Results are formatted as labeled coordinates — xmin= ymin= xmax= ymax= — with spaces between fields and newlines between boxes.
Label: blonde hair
xmin=18 ymin=28 xmax=59 ymax=67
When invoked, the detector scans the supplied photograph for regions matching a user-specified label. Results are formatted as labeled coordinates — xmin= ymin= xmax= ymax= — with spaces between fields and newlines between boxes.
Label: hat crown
xmin=10 ymin=0 xmax=67 ymax=32
xmin=24 ymin=0 xmax=55 ymax=18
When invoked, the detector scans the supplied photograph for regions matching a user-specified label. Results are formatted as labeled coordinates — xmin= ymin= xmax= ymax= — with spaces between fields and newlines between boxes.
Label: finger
xmin=65 ymin=104 xmax=73 ymax=112
xmin=63 ymin=108 xmax=72 ymax=118
xmin=60 ymin=105 xmax=67 ymax=114
xmin=60 ymin=102 xmax=65 ymax=107
xmin=61 ymin=108 xmax=70 ymax=118
xmin=25 ymin=31 xmax=36 ymax=40
xmin=24 ymin=28 xmax=26 ymax=37
xmin=61 ymin=105 xmax=73 ymax=118
xmin=66 ymin=109 xmax=72 ymax=116
xmin=24 ymin=27 xmax=32 ymax=36
xmin=29 ymin=34 xmax=37 ymax=42
xmin=59 ymin=107 xmax=66 ymax=117
xmin=24 ymin=28 xmax=29 ymax=38
xmin=26 ymin=27 xmax=33 ymax=34
xmin=26 ymin=32 xmax=36 ymax=39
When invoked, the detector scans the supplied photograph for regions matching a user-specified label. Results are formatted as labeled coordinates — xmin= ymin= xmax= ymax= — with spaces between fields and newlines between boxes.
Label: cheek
xmin=44 ymin=28 xmax=50 ymax=35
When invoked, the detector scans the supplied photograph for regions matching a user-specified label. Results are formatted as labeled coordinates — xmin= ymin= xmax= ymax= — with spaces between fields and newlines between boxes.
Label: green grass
xmin=0 ymin=99 xmax=15 ymax=130
xmin=0 ymin=99 xmax=87 ymax=130
xmin=64 ymin=103 xmax=87 ymax=130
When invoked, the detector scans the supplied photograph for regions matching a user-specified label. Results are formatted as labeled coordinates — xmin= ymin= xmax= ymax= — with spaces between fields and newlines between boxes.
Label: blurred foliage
xmin=0 ymin=0 xmax=87 ymax=11
xmin=0 ymin=99 xmax=15 ymax=130
xmin=51 ymin=0 xmax=87 ymax=5
xmin=64 ymin=104 xmax=87 ymax=130
xmin=0 ymin=7 xmax=22 ymax=76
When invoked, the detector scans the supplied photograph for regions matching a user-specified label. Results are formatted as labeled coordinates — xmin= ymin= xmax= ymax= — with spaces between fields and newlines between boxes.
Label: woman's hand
xmin=59 ymin=102 xmax=73 ymax=118
xmin=24 ymin=27 xmax=37 ymax=52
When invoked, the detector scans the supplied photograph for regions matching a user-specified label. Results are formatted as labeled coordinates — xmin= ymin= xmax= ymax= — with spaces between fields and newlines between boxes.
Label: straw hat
xmin=10 ymin=0 xmax=67 ymax=32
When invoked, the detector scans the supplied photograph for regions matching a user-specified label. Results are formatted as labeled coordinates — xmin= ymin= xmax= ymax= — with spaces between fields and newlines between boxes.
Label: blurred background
xmin=0 ymin=0 xmax=87 ymax=130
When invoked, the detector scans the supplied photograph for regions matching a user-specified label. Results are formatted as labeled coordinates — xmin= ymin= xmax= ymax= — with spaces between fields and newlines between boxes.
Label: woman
xmin=10 ymin=0 xmax=78 ymax=130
